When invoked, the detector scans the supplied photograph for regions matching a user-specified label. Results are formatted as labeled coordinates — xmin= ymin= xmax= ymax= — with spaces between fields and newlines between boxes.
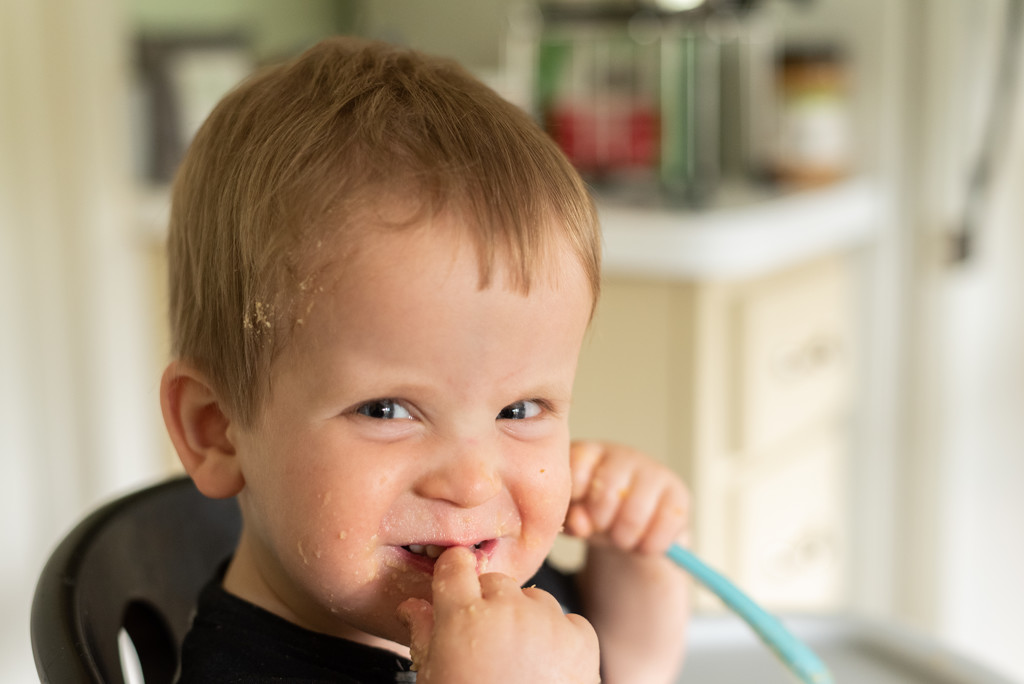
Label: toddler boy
xmin=160 ymin=37 xmax=690 ymax=683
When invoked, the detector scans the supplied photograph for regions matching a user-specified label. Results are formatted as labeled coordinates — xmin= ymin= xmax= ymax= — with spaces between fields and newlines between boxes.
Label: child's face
xmin=225 ymin=213 xmax=594 ymax=648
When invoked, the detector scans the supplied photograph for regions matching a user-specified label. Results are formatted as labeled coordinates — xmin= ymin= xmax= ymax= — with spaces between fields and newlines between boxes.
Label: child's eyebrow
xmin=508 ymin=384 xmax=574 ymax=410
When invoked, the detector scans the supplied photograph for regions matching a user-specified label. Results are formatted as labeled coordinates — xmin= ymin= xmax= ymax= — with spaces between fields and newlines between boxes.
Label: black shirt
xmin=177 ymin=561 xmax=580 ymax=683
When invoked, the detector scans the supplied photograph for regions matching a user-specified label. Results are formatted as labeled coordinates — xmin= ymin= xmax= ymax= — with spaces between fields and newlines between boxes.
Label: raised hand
xmin=565 ymin=441 xmax=690 ymax=554
xmin=565 ymin=441 xmax=691 ymax=684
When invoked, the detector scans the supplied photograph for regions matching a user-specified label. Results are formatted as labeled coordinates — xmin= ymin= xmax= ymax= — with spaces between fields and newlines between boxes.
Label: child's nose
xmin=414 ymin=439 xmax=502 ymax=508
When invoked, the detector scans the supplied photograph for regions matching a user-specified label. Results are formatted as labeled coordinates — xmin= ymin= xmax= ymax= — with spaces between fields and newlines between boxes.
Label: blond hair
xmin=167 ymin=37 xmax=600 ymax=426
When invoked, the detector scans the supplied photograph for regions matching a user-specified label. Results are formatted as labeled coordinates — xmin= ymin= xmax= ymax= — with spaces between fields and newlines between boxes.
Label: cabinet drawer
xmin=730 ymin=259 xmax=850 ymax=454
xmin=733 ymin=433 xmax=846 ymax=610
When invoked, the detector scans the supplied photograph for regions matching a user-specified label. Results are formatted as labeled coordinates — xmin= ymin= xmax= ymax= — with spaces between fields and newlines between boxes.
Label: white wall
xmin=937 ymin=125 xmax=1024 ymax=681
xmin=933 ymin=39 xmax=1024 ymax=680
xmin=907 ymin=1 xmax=1024 ymax=679
xmin=0 ymin=0 xmax=167 ymax=679
xmin=356 ymin=0 xmax=513 ymax=71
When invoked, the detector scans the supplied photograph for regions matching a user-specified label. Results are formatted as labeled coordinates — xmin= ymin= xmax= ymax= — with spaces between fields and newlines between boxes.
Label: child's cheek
xmin=537 ymin=458 xmax=573 ymax=522
xmin=289 ymin=527 xmax=405 ymax=617
xmin=513 ymin=457 xmax=573 ymax=572
xmin=289 ymin=496 xmax=380 ymax=584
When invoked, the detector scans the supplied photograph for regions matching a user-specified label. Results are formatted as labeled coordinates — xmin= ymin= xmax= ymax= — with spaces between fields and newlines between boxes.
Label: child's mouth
xmin=399 ymin=540 xmax=494 ymax=573
xmin=402 ymin=542 xmax=484 ymax=559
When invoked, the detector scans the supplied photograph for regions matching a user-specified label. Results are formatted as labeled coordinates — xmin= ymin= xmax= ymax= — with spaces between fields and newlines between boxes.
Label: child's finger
xmin=431 ymin=546 xmax=481 ymax=610
xmin=478 ymin=571 xmax=525 ymax=600
xmin=396 ymin=598 xmax=434 ymax=671
xmin=583 ymin=456 xmax=634 ymax=532
xmin=636 ymin=489 xmax=690 ymax=555
xmin=606 ymin=470 xmax=663 ymax=550
xmin=569 ymin=441 xmax=603 ymax=502
xmin=564 ymin=501 xmax=595 ymax=538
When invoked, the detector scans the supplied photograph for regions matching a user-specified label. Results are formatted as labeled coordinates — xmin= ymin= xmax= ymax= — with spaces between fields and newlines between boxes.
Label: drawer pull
xmin=764 ymin=527 xmax=838 ymax=580
xmin=775 ymin=336 xmax=842 ymax=382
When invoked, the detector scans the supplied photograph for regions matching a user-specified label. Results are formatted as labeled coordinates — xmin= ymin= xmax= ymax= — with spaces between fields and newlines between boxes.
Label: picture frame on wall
xmin=135 ymin=34 xmax=255 ymax=183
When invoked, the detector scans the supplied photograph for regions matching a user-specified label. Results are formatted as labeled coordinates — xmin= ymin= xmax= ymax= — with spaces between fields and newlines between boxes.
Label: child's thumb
xmin=564 ymin=502 xmax=595 ymax=539
xmin=396 ymin=598 xmax=434 ymax=671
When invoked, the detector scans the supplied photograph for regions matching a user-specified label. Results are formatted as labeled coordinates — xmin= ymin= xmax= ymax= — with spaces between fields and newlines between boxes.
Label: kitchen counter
xmin=598 ymin=176 xmax=880 ymax=281
xmin=678 ymin=614 xmax=1016 ymax=683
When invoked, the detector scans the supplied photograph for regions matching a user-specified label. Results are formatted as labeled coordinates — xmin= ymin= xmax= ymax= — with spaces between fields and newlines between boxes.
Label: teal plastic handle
xmin=666 ymin=543 xmax=834 ymax=684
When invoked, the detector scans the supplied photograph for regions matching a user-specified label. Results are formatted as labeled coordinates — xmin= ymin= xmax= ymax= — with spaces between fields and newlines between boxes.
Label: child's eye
xmin=356 ymin=399 xmax=412 ymax=420
xmin=497 ymin=400 xmax=541 ymax=420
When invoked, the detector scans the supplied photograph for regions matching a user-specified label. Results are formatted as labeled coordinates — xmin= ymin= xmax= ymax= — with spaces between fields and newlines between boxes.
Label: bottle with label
xmin=773 ymin=43 xmax=851 ymax=187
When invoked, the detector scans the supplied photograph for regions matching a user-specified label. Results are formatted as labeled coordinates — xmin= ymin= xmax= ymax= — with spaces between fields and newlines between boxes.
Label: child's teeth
xmin=406 ymin=544 xmax=447 ymax=559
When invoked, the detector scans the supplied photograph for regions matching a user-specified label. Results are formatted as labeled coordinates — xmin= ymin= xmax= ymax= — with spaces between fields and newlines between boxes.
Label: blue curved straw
xmin=666 ymin=543 xmax=834 ymax=684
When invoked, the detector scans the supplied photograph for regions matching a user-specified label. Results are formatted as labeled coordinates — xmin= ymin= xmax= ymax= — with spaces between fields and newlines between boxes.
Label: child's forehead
xmin=271 ymin=211 xmax=594 ymax=376
xmin=308 ymin=200 xmax=591 ymax=297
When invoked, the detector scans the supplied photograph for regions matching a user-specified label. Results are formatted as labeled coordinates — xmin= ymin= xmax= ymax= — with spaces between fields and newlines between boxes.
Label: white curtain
xmin=0 ymin=0 xmax=165 ymax=678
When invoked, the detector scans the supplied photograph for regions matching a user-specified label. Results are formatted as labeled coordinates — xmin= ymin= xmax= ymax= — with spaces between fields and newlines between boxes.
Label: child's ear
xmin=160 ymin=360 xmax=245 ymax=499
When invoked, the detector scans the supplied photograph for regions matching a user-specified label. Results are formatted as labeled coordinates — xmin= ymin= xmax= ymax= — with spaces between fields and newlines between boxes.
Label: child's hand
xmin=565 ymin=441 xmax=690 ymax=554
xmin=397 ymin=547 xmax=600 ymax=684
xmin=565 ymin=441 xmax=692 ymax=684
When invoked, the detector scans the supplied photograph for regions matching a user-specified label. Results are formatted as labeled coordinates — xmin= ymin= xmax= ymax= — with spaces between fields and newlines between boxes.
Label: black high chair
xmin=30 ymin=476 xmax=240 ymax=683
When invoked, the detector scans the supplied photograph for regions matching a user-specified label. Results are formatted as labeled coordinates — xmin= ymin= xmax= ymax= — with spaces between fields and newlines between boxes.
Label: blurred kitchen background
xmin=2 ymin=0 xmax=1023 ymax=681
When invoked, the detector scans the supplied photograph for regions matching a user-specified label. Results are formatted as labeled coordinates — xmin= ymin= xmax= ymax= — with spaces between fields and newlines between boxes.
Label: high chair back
xmin=30 ymin=477 xmax=240 ymax=683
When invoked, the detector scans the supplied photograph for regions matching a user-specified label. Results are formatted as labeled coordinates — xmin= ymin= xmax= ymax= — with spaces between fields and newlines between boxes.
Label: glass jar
xmin=773 ymin=44 xmax=851 ymax=187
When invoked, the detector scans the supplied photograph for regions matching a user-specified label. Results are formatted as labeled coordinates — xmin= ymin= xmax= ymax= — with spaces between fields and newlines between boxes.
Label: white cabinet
xmin=568 ymin=187 xmax=872 ymax=612
xmin=734 ymin=427 xmax=846 ymax=609
xmin=729 ymin=256 xmax=851 ymax=456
